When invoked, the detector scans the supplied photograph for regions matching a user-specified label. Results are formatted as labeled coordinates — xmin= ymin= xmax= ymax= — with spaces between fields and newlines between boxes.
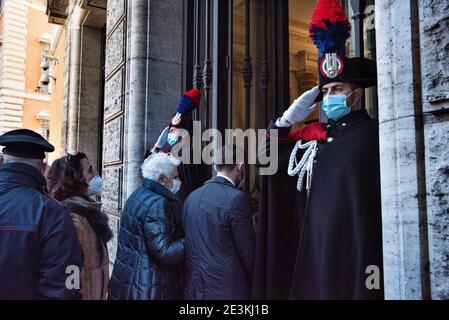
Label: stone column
xmin=376 ymin=0 xmax=427 ymax=300
xmin=124 ymin=0 xmax=184 ymax=199
xmin=376 ymin=0 xmax=449 ymax=299
xmin=123 ymin=0 xmax=149 ymax=199
xmin=67 ymin=6 xmax=87 ymax=153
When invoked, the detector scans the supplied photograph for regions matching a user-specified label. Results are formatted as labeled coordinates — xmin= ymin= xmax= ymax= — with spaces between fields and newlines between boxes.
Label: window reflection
xmin=347 ymin=0 xmax=378 ymax=118
xmin=231 ymin=0 xmax=266 ymax=198
xmin=363 ymin=0 xmax=378 ymax=119
xmin=288 ymin=0 xmax=319 ymax=122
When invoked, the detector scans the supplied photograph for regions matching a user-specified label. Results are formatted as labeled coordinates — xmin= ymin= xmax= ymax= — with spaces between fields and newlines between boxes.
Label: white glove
xmin=280 ymin=86 xmax=320 ymax=125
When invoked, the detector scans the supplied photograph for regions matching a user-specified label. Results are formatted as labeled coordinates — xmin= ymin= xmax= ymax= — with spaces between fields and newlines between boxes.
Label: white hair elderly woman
xmin=141 ymin=152 xmax=182 ymax=194
xmin=108 ymin=152 xmax=185 ymax=300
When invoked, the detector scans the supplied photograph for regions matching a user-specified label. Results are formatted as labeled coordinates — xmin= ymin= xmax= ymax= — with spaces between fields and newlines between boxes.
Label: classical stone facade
xmin=45 ymin=0 xmax=448 ymax=299
xmin=0 ymin=0 xmax=28 ymax=133
xmin=46 ymin=0 xmax=105 ymax=165
xmin=0 ymin=0 xmax=53 ymax=136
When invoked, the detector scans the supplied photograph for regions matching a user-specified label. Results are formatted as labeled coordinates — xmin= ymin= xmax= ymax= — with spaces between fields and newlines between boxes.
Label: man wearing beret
xmin=253 ymin=0 xmax=383 ymax=300
xmin=0 ymin=129 xmax=83 ymax=299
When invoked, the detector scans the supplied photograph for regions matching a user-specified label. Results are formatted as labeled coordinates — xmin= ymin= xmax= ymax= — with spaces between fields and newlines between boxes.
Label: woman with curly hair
xmin=47 ymin=152 xmax=113 ymax=300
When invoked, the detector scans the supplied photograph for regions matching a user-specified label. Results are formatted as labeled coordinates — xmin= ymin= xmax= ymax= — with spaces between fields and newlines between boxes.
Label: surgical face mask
xmin=169 ymin=178 xmax=182 ymax=194
xmin=321 ymin=91 xmax=355 ymax=121
xmin=88 ymin=175 xmax=103 ymax=197
xmin=167 ymin=133 xmax=179 ymax=147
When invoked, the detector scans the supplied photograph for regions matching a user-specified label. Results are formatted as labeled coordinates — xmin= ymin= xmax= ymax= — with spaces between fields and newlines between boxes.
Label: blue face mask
xmin=87 ymin=175 xmax=103 ymax=197
xmin=169 ymin=178 xmax=182 ymax=194
xmin=321 ymin=91 xmax=354 ymax=121
xmin=167 ymin=133 xmax=179 ymax=147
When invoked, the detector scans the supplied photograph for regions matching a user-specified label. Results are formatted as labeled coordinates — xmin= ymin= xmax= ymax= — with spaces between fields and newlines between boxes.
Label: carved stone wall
xmin=419 ymin=0 xmax=449 ymax=300
xmin=102 ymin=0 xmax=183 ymax=266
xmin=103 ymin=0 xmax=127 ymax=264
xmin=376 ymin=0 xmax=449 ymax=300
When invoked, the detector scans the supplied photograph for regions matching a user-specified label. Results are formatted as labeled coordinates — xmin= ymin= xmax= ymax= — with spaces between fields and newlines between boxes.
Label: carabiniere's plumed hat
xmin=144 ymin=89 xmax=202 ymax=158
xmin=169 ymin=89 xmax=201 ymax=133
xmin=309 ymin=0 xmax=377 ymax=98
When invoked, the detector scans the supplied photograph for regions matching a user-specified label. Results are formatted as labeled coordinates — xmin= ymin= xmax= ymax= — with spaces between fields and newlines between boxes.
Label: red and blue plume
xmin=176 ymin=89 xmax=201 ymax=114
xmin=308 ymin=0 xmax=351 ymax=57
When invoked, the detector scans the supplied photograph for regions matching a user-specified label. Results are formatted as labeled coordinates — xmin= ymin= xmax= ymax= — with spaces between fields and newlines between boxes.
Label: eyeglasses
xmin=66 ymin=152 xmax=86 ymax=167
xmin=67 ymin=152 xmax=81 ymax=161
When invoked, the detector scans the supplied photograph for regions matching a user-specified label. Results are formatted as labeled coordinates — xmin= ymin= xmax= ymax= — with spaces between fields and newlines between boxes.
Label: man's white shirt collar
xmin=216 ymin=173 xmax=236 ymax=187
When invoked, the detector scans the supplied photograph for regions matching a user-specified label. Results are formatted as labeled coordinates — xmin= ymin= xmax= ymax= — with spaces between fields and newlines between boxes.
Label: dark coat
xmin=290 ymin=110 xmax=384 ymax=299
xmin=108 ymin=179 xmax=184 ymax=300
xmin=173 ymin=147 xmax=211 ymax=217
xmin=0 ymin=163 xmax=83 ymax=300
xmin=252 ymin=126 xmax=307 ymax=299
xmin=183 ymin=176 xmax=255 ymax=300
xmin=253 ymin=110 xmax=384 ymax=300
xmin=177 ymin=147 xmax=210 ymax=201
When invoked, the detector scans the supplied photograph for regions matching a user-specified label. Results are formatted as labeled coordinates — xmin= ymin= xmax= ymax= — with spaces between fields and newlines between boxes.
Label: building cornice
xmin=0 ymin=87 xmax=52 ymax=102
xmin=28 ymin=0 xmax=47 ymax=13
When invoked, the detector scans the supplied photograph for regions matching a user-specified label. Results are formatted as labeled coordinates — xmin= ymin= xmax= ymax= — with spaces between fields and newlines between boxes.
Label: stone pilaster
xmin=103 ymin=0 xmax=127 ymax=264
xmin=61 ymin=16 xmax=70 ymax=154
xmin=376 ymin=0 xmax=449 ymax=300
xmin=419 ymin=0 xmax=449 ymax=300
xmin=66 ymin=6 xmax=87 ymax=153
xmin=376 ymin=0 xmax=427 ymax=300
xmin=123 ymin=0 xmax=148 ymax=200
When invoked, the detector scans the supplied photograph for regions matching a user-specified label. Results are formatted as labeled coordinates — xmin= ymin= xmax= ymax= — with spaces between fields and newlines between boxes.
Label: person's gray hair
xmin=141 ymin=152 xmax=181 ymax=181
xmin=2 ymin=154 xmax=43 ymax=169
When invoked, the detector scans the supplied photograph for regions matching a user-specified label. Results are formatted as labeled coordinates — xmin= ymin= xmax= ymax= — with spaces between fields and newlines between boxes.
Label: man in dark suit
xmin=183 ymin=145 xmax=255 ymax=300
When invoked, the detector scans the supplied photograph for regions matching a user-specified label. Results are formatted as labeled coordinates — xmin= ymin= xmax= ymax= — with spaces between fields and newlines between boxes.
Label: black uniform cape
xmin=253 ymin=110 xmax=384 ymax=300
xmin=252 ymin=123 xmax=308 ymax=299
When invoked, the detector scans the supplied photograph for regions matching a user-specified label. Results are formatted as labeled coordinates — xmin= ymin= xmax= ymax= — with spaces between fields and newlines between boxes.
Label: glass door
xmin=183 ymin=0 xmax=317 ymax=207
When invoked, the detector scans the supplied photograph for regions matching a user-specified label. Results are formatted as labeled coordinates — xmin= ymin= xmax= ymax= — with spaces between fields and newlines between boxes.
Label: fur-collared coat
xmin=61 ymin=196 xmax=113 ymax=300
